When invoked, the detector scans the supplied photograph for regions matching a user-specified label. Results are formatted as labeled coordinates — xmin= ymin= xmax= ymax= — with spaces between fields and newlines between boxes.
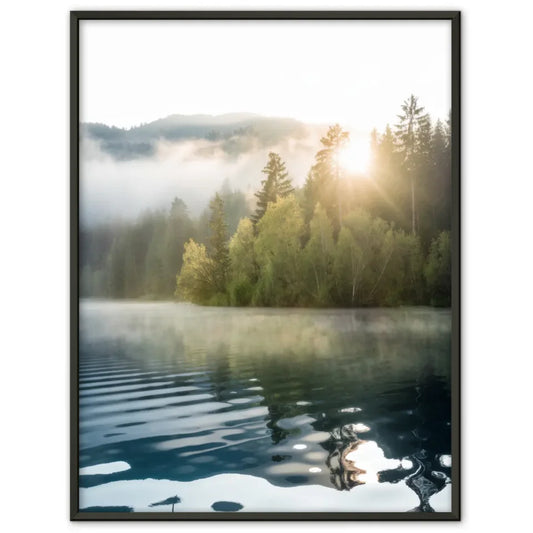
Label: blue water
xmin=78 ymin=301 xmax=452 ymax=513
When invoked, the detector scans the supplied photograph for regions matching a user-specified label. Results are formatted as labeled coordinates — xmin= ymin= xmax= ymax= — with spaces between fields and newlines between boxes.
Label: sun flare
xmin=338 ymin=140 xmax=371 ymax=176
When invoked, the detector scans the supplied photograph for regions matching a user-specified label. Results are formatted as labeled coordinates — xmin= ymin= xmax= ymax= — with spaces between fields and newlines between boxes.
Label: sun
xmin=338 ymin=139 xmax=371 ymax=176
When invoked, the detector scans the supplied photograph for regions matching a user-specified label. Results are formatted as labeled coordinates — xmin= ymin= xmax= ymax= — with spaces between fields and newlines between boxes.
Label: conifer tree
xmin=303 ymin=124 xmax=349 ymax=228
xmin=251 ymin=152 xmax=293 ymax=224
xmin=395 ymin=95 xmax=427 ymax=235
xmin=208 ymin=193 xmax=230 ymax=292
xmin=432 ymin=119 xmax=448 ymax=164
xmin=445 ymin=109 xmax=452 ymax=149
xmin=428 ymin=119 xmax=452 ymax=236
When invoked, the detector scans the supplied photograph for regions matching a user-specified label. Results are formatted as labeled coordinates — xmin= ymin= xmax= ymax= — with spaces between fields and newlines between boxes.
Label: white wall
xmin=1 ymin=0 xmax=532 ymax=531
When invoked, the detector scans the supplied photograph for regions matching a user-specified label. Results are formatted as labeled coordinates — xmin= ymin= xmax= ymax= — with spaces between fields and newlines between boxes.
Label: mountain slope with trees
xmin=81 ymin=96 xmax=452 ymax=307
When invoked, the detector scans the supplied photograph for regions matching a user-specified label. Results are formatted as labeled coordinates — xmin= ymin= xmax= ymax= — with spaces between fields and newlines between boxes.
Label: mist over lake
xmin=80 ymin=114 xmax=329 ymax=225
xmin=79 ymin=301 xmax=452 ymax=513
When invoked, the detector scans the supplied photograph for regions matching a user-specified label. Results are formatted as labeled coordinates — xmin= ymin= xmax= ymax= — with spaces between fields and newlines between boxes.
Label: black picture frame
xmin=71 ymin=10 xmax=460 ymax=521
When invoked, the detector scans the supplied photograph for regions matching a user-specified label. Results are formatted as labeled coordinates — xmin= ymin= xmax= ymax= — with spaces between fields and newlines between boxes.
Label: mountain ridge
xmin=81 ymin=113 xmax=318 ymax=160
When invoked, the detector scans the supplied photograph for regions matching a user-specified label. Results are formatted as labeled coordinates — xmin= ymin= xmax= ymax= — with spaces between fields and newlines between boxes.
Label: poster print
xmin=71 ymin=11 xmax=460 ymax=520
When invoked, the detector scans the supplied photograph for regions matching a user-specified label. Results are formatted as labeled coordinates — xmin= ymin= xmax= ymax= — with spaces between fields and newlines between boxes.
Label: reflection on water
xmin=326 ymin=425 xmax=450 ymax=512
xmin=79 ymin=301 xmax=451 ymax=513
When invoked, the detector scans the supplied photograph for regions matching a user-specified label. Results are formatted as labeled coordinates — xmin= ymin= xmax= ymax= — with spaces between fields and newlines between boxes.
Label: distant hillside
xmin=81 ymin=113 xmax=314 ymax=160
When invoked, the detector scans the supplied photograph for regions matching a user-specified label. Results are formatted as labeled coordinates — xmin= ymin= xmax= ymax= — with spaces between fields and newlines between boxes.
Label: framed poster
xmin=71 ymin=10 xmax=460 ymax=520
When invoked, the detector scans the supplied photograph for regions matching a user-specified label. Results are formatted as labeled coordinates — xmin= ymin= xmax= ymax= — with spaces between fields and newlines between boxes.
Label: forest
xmin=80 ymin=95 xmax=452 ymax=307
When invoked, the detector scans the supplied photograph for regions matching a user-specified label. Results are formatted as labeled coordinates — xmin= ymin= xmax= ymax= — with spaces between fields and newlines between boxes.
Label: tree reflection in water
xmin=324 ymin=368 xmax=451 ymax=512
xmin=326 ymin=430 xmax=449 ymax=511
xmin=80 ymin=303 xmax=452 ymax=512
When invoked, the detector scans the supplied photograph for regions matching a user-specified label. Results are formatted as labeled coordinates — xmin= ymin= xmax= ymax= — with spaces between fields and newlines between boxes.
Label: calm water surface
xmin=79 ymin=301 xmax=452 ymax=513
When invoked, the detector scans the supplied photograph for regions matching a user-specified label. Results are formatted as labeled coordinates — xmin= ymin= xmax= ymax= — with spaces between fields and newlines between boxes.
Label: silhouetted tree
xmin=395 ymin=95 xmax=427 ymax=234
xmin=304 ymin=124 xmax=349 ymax=229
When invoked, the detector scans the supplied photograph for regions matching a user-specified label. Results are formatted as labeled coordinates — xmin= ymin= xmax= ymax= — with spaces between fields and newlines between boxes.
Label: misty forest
xmin=80 ymin=95 xmax=451 ymax=308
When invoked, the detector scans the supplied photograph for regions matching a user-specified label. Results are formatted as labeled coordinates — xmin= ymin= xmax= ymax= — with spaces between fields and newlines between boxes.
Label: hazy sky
xmin=80 ymin=19 xmax=451 ymax=132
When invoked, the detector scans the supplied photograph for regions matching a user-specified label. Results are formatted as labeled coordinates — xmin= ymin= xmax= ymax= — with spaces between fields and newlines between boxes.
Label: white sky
xmin=80 ymin=19 xmax=451 ymax=133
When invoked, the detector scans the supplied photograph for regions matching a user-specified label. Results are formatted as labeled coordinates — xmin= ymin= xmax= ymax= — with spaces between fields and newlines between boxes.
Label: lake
xmin=78 ymin=300 xmax=452 ymax=513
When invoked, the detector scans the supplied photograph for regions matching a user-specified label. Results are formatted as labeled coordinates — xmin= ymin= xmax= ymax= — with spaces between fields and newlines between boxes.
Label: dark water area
xmin=79 ymin=301 xmax=452 ymax=513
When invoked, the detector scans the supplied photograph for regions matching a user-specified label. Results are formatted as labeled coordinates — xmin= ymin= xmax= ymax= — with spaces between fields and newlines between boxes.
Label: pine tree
xmin=445 ymin=109 xmax=452 ymax=149
xmin=208 ymin=193 xmax=230 ymax=292
xmin=162 ymin=197 xmax=195 ymax=295
xmin=251 ymin=152 xmax=294 ymax=224
xmin=429 ymin=119 xmax=452 ymax=236
xmin=395 ymin=95 xmax=427 ymax=235
xmin=417 ymin=113 xmax=433 ymax=170
xmin=303 ymin=124 xmax=349 ymax=228
xmin=432 ymin=119 xmax=448 ymax=165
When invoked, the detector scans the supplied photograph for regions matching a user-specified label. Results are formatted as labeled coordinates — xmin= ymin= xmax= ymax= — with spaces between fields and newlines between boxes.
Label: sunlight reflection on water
xmin=79 ymin=301 xmax=452 ymax=513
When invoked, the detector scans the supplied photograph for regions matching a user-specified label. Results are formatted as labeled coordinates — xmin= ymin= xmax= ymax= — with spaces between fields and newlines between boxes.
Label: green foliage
xmin=330 ymin=209 xmax=425 ymax=306
xmin=161 ymin=198 xmax=196 ymax=294
xmin=228 ymin=277 xmax=254 ymax=306
xmin=332 ymin=210 xmax=390 ymax=306
xmin=221 ymin=189 xmax=250 ymax=238
xmin=394 ymin=95 xmax=432 ymax=235
xmin=175 ymin=239 xmax=215 ymax=304
xmin=379 ymin=230 xmax=424 ymax=305
xmin=229 ymin=218 xmax=256 ymax=280
xmin=251 ymin=152 xmax=294 ymax=224
xmin=175 ymin=195 xmax=232 ymax=304
xmin=303 ymin=203 xmax=335 ymax=305
xmin=81 ymin=199 xmax=195 ymax=300
xmin=365 ymin=97 xmax=452 ymax=249
xmin=208 ymin=193 xmax=230 ymax=292
xmin=144 ymin=218 xmax=166 ymax=297
xmin=81 ymin=97 xmax=452 ymax=309
xmin=304 ymin=124 xmax=350 ymax=228
xmin=207 ymin=292 xmax=230 ymax=306
xmin=395 ymin=95 xmax=427 ymax=165
xmin=424 ymin=231 xmax=451 ymax=306
xmin=228 ymin=217 xmax=257 ymax=306
xmin=193 ymin=184 xmax=251 ymax=249
xmin=253 ymin=195 xmax=305 ymax=306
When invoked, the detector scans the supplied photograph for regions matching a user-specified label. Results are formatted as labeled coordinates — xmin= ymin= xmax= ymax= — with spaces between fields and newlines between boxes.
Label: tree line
xmin=80 ymin=95 xmax=451 ymax=307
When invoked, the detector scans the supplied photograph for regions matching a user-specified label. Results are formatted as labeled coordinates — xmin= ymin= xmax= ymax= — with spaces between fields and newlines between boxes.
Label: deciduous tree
xmin=254 ymin=195 xmax=304 ymax=306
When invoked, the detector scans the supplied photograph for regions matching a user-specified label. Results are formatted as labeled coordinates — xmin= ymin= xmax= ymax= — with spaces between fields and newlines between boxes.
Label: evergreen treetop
xmin=251 ymin=152 xmax=293 ymax=224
